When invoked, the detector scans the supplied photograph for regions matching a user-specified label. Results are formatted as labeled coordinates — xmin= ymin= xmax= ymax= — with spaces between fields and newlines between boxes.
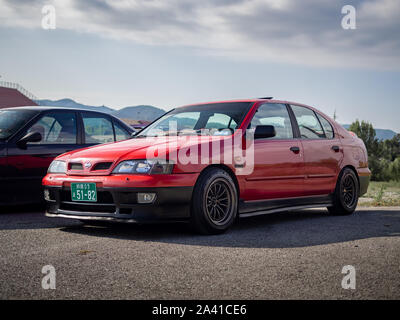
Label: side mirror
xmin=254 ymin=125 xmax=276 ymax=139
xmin=17 ymin=131 xmax=42 ymax=149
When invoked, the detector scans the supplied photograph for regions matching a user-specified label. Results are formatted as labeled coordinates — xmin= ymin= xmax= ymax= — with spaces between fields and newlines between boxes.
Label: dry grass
xmin=359 ymin=181 xmax=400 ymax=206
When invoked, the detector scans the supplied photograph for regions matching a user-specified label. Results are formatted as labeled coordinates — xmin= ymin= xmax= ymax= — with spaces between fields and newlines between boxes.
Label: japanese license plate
xmin=71 ymin=183 xmax=97 ymax=202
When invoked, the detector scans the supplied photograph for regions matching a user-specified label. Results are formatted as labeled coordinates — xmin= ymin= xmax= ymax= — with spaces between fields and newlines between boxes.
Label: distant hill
xmin=112 ymin=105 xmax=165 ymax=122
xmin=35 ymin=99 xmax=166 ymax=122
xmin=342 ymin=124 xmax=397 ymax=141
xmin=36 ymin=98 xmax=114 ymax=114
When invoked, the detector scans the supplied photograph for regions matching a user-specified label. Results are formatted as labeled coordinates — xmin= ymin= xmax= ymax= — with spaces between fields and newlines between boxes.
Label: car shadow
xmin=0 ymin=205 xmax=80 ymax=230
xmin=60 ymin=208 xmax=400 ymax=248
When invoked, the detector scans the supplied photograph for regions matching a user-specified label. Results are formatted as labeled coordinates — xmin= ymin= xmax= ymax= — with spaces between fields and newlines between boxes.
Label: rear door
xmin=242 ymin=103 xmax=305 ymax=201
xmin=290 ymin=105 xmax=343 ymax=196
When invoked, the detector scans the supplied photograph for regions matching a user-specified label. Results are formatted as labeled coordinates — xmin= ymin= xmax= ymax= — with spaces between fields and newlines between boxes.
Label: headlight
xmin=112 ymin=159 xmax=174 ymax=174
xmin=48 ymin=160 xmax=67 ymax=174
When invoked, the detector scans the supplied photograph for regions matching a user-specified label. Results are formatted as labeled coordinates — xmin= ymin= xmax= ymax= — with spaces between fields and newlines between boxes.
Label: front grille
xmin=59 ymin=189 xmax=116 ymax=214
xmin=92 ymin=162 xmax=113 ymax=171
xmin=69 ymin=163 xmax=83 ymax=170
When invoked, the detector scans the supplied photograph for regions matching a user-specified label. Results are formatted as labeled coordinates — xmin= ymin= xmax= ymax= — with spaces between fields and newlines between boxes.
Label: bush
xmin=388 ymin=157 xmax=400 ymax=181
xmin=369 ymin=156 xmax=391 ymax=181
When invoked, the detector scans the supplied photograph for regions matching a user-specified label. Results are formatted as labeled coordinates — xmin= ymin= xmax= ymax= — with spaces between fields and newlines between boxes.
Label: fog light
xmin=44 ymin=189 xmax=51 ymax=201
xmin=137 ymin=193 xmax=156 ymax=204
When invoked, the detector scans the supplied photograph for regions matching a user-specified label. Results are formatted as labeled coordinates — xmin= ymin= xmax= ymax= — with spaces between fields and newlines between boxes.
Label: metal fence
xmin=0 ymin=81 xmax=38 ymax=101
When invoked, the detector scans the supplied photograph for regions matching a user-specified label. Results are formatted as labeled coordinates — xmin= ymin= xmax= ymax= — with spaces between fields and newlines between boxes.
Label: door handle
xmin=331 ymin=145 xmax=340 ymax=152
xmin=290 ymin=146 xmax=300 ymax=154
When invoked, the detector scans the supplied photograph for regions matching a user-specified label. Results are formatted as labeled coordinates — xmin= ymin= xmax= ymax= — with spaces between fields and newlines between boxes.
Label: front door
xmin=242 ymin=103 xmax=305 ymax=201
xmin=6 ymin=110 xmax=79 ymax=203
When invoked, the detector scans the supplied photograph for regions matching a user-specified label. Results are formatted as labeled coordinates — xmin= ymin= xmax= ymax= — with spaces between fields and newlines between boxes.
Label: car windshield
xmin=0 ymin=109 xmax=38 ymax=140
xmin=136 ymin=102 xmax=252 ymax=138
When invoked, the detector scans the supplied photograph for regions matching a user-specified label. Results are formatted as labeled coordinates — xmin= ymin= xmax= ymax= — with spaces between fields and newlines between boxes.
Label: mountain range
xmin=35 ymin=98 xmax=165 ymax=123
xmin=342 ymin=124 xmax=397 ymax=141
xmin=35 ymin=99 xmax=397 ymax=140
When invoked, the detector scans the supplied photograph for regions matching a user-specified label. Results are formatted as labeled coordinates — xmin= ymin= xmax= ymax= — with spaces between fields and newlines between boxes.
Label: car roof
xmin=1 ymin=106 xmax=127 ymax=120
xmin=180 ymin=99 xmax=314 ymax=109
xmin=1 ymin=106 xmax=106 ymax=113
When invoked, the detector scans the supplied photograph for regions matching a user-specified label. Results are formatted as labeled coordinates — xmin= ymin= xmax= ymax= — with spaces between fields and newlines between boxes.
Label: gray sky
xmin=0 ymin=0 xmax=399 ymax=131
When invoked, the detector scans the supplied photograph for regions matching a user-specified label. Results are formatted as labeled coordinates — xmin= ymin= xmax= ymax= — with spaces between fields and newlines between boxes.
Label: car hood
xmin=57 ymin=135 xmax=233 ymax=166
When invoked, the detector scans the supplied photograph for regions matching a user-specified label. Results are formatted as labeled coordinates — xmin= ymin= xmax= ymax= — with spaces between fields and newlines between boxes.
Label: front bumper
xmin=45 ymin=185 xmax=193 ymax=223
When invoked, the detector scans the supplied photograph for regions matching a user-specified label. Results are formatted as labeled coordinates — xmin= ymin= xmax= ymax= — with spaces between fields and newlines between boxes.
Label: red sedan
xmin=43 ymin=99 xmax=370 ymax=234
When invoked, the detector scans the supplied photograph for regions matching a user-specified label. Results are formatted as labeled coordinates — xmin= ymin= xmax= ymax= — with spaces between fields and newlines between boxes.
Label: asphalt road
xmin=0 ymin=206 xmax=399 ymax=299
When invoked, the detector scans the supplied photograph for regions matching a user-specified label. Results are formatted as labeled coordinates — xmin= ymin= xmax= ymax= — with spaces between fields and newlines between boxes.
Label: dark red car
xmin=43 ymin=99 xmax=370 ymax=234
xmin=0 ymin=107 xmax=133 ymax=204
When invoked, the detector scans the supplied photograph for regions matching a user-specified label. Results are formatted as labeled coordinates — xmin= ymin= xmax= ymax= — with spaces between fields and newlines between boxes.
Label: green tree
xmin=382 ymin=134 xmax=400 ymax=161
xmin=389 ymin=157 xmax=400 ymax=181
xmin=348 ymin=120 xmax=381 ymax=156
xmin=349 ymin=120 xmax=386 ymax=181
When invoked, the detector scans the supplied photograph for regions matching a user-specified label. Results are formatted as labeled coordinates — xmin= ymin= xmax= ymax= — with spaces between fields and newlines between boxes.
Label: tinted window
xmin=82 ymin=113 xmax=114 ymax=144
xmin=0 ymin=110 xmax=38 ymax=140
xmin=291 ymin=105 xmax=325 ymax=139
xmin=114 ymin=121 xmax=131 ymax=141
xmin=317 ymin=113 xmax=334 ymax=139
xmin=249 ymin=103 xmax=293 ymax=139
xmin=27 ymin=111 xmax=77 ymax=144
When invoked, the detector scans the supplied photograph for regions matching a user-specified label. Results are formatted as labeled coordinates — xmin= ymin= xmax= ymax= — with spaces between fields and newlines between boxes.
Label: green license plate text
xmin=71 ymin=183 xmax=97 ymax=202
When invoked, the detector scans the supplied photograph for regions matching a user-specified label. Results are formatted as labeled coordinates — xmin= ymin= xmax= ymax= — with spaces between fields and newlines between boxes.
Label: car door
xmin=242 ymin=103 xmax=305 ymax=201
xmin=290 ymin=105 xmax=343 ymax=196
xmin=0 ymin=141 xmax=7 ymax=203
xmin=6 ymin=110 xmax=80 ymax=202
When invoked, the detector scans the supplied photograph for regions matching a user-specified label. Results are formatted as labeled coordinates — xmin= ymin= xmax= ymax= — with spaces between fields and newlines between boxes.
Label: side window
xmin=114 ymin=121 xmax=131 ymax=141
xmin=291 ymin=105 xmax=325 ymax=139
xmin=249 ymin=103 xmax=293 ymax=139
xmin=316 ymin=113 xmax=334 ymax=139
xmin=27 ymin=112 xmax=77 ymax=144
xmin=82 ymin=113 xmax=114 ymax=144
xmin=205 ymin=113 xmax=237 ymax=130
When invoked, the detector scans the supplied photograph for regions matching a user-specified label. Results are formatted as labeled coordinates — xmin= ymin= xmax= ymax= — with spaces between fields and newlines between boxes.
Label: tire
xmin=328 ymin=168 xmax=359 ymax=215
xmin=190 ymin=168 xmax=238 ymax=235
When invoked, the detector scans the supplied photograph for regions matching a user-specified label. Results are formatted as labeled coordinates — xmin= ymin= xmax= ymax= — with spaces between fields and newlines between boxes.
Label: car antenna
xmin=258 ymin=97 xmax=273 ymax=99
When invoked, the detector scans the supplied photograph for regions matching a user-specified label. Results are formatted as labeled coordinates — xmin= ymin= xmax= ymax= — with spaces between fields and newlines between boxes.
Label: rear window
xmin=316 ymin=113 xmax=334 ymax=139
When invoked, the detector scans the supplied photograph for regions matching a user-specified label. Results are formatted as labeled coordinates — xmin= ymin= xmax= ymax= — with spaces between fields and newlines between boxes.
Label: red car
xmin=43 ymin=99 xmax=370 ymax=234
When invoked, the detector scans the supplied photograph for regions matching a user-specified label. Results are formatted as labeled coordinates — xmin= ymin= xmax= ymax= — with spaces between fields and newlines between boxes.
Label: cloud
xmin=1 ymin=0 xmax=399 ymax=69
